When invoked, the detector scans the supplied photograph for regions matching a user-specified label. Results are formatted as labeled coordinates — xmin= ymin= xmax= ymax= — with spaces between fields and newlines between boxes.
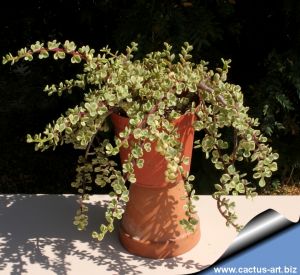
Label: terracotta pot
xmin=111 ymin=112 xmax=200 ymax=259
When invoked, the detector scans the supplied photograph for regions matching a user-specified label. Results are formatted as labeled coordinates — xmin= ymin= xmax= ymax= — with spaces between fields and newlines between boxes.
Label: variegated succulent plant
xmin=3 ymin=41 xmax=278 ymax=240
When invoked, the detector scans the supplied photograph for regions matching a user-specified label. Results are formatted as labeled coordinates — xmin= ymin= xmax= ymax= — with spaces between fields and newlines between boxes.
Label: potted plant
xmin=2 ymin=41 xmax=279 ymax=258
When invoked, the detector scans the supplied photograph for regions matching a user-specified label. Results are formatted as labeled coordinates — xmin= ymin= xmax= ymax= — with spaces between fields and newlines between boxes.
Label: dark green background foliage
xmin=0 ymin=0 xmax=299 ymax=193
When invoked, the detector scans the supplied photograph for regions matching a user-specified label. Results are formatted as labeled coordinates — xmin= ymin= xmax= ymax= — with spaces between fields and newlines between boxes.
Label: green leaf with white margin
xmin=227 ymin=165 xmax=236 ymax=175
xmin=144 ymin=142 xmax=152 ymax=152
xmin=259 ymin=177 xmax=266 ymax=187
xmin=71 ymin=54 xmax=82 ymax=63
xmin=53 ymin=51 xmax=66 ymax=60
xmin=136 ymin=159 xmax=144 ymax=168
xmin=39 ymin=49 xmax=49 ymax=59
xmin=215 ymin=184 xmax=223 ymax=191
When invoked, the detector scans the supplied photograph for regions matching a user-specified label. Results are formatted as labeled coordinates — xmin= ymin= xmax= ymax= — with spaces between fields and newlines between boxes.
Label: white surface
xmin=0 ymin=194 xmax=299 ymax=275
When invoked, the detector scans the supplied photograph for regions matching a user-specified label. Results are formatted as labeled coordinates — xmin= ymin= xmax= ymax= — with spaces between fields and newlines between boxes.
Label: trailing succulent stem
xmin=72 ymin=137 xmax=129 ymax=240
xmin=180 ymin=174 xmax=200 ymax=232
xmin=3 ymin=40 xmax=278 ymax=238
xmin=194 ymin=60 xmax=279 ymax=230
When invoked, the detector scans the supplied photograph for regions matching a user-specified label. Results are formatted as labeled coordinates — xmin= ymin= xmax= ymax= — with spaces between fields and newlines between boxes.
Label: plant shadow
xmin=0 ymin=195 xmax=208 ymax=275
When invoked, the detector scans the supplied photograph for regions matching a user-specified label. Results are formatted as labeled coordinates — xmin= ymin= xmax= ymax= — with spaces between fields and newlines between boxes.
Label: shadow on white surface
xmin=0 ymin=195 xmax=207 ymax=275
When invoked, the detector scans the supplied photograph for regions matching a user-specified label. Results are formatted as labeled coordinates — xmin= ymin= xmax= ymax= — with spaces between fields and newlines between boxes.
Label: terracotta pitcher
xmin=111 ymin=112 xmax=200 ymax=259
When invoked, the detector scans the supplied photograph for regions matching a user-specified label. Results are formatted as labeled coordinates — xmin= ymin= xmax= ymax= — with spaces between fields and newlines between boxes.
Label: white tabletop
xmin=0 ymin=194 xmax=299 ymax=275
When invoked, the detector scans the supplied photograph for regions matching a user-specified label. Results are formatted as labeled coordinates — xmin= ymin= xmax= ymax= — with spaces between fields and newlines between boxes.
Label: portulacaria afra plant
xmin=3 ymin=41 xmax=279 ymax=240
